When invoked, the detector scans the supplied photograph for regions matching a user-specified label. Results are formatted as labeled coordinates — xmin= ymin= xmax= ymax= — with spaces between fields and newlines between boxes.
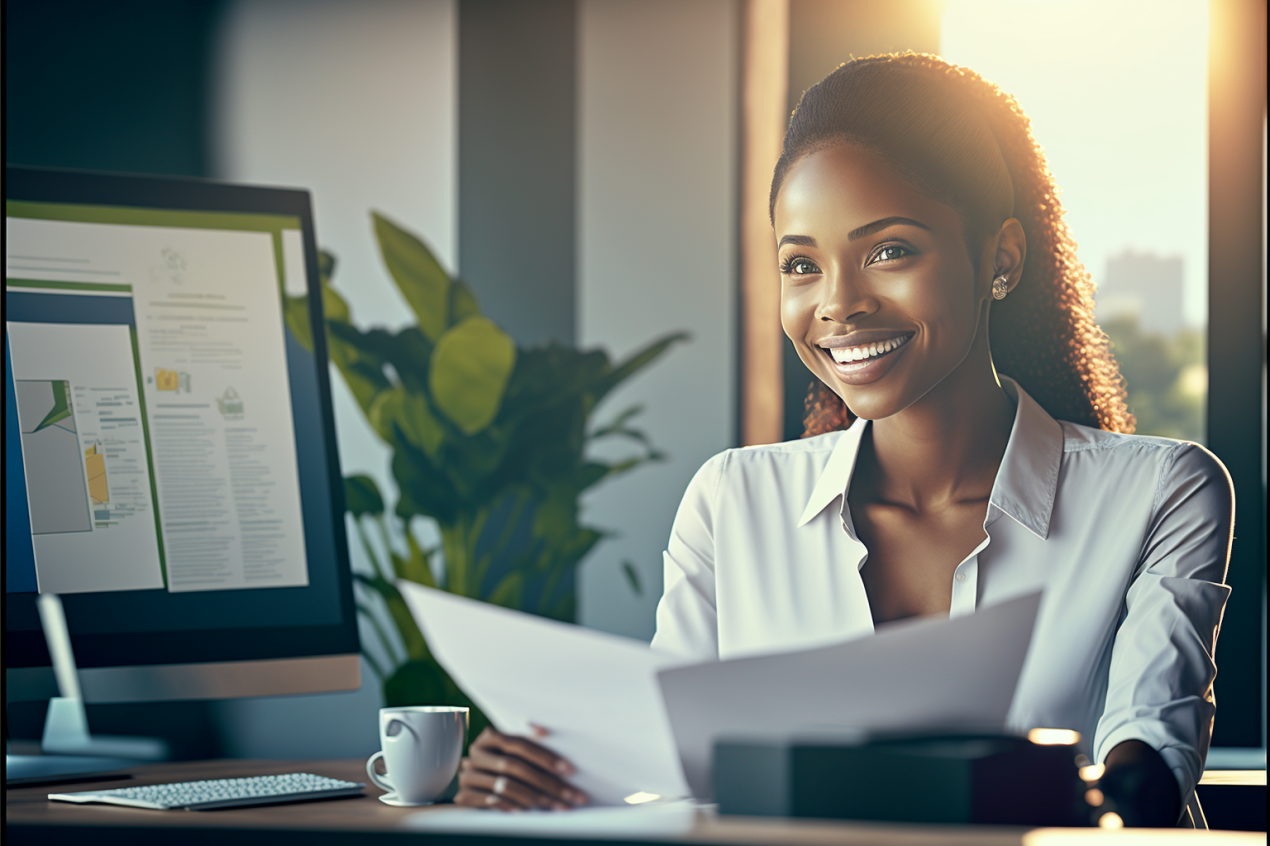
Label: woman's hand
xmin=454 ymin=725 xmax=589 ymax=812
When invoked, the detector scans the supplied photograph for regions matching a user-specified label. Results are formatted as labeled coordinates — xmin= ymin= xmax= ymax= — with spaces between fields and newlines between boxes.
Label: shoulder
xmin=1058 ymin=421 xmax=1233 ymax=507
xmin=695 ymin=431 xmax=845 ymax=479
xmin=1059 ymin=419 xmax=1182 ymax=455
xmin=678 ymin=432 xmax=846 ymax=508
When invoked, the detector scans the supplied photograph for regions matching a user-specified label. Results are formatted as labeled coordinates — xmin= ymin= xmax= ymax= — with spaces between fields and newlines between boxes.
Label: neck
xmin=862 ymin=317 xmax=1015 ymax=511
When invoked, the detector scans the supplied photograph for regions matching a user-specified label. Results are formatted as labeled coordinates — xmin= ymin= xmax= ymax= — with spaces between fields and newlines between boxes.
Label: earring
xmin=992 ymin=275 xmax=1009 ymax=300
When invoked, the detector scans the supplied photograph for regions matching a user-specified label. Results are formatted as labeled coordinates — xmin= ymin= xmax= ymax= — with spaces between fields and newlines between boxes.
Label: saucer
xmin=378 ymin=792 xmax=435 ymax=807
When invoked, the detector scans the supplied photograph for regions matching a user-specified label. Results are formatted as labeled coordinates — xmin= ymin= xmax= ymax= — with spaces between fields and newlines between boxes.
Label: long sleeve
xmin=1092 ymin=442 xmax=1235 ymax=802
xmin=650 ymin=452 xmax=725 ymax=659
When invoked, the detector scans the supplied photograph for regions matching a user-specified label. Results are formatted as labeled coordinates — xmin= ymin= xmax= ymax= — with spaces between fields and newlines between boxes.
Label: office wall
xmin=209 ymin=0 xmax=458 ymax=759
xmin=213 ymin=0 xmax=741 ymax=650
xmin=576 ymin=0 xmax=739 ymax=640
xmin=207 ymin=0 xmax=740 ymax=753
xmin=213 ymin=0 xmax=458 ymax=511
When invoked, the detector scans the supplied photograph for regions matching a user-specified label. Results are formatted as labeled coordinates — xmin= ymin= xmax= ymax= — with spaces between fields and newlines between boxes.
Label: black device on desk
xmin=5 ymin=166 xmax=360 ymax=783
xmin=714 ymin=731 xmax=1088 ymax=826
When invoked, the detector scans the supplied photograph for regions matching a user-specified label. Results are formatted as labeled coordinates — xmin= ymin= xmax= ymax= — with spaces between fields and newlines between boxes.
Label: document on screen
xmin=399 ymin=582 xmax=1040 ymax=804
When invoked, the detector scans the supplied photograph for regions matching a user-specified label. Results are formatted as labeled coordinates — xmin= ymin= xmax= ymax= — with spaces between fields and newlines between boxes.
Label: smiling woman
xmin=455 ymin=53 xmax=1236 ymax=831
xmin=645 ymin=54 xmax=1234 ymax=829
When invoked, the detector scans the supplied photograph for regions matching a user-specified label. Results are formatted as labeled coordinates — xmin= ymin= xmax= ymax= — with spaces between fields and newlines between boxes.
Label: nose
xmin=814 ymin=267 xmax=878 ymax=324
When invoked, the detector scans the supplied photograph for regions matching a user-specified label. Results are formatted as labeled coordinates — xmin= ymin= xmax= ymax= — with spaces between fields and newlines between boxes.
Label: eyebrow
xmin=776 ymin=216 xmax=930 ymax=250
xmin=847 ymin=216 xmax=930 ymax=241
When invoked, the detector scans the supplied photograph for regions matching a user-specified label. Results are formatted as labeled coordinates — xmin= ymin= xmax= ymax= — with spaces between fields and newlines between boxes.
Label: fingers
xmin=456 ymin=727 xmax=589 ymax=813
xmin=460 ymin=769 xmax=573 ymax=811
xmin=478 ymin=727 xmax=576 ymax=779
xmin=466 ymin=748 xmax=584 ymax=807
xmin=454 ymin=786 xmax=522 ymax=812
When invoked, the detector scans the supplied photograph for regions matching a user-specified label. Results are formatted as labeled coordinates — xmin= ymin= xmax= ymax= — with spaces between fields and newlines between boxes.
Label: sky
xmin=940 ymin=0 xmax=1209 ymax=328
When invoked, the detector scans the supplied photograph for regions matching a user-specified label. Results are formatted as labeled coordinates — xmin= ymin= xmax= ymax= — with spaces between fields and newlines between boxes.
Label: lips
xmin=825 ymin=333 xmax=911 ymax=363
xmin=815 ymin=331 xmax=914 ymax=385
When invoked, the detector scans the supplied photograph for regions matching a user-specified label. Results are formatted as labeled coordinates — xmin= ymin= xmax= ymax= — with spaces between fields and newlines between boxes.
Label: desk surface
xmin=5 ymin=758 xmax=1262 ymax=846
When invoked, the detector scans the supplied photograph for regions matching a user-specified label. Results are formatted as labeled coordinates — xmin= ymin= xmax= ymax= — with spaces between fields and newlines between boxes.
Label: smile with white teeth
xmin=827 ymin=334 xmax=911 ymax=363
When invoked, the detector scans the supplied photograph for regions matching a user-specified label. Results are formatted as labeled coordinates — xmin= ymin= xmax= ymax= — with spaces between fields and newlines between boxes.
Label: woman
xmin=455 ymin=53 xmax=1233 ymax=828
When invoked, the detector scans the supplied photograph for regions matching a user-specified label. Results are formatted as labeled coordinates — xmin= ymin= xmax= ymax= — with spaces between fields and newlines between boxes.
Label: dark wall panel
xmin=458 ymin=0 xmax=577 ymax=347
xmin=4 ymin=0 xmax=221 ymax=177
xmin=1206 ymin=0 xmax=1266 ymax=749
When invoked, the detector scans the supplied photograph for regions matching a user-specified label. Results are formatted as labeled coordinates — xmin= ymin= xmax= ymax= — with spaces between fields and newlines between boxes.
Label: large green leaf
xmin=392 ymin=439 xmax=460 ymax=524
xmin=368 ymin=385 xmax=446 ymax=460
xmin=450 ymin=279 xmax=482 ymax=326
xmin=282 ymin=294 xmax=314 ymax=352
xmin=429 ymin=316 xmax=516 ymax=436
xmin=486 ymin=571 xmax=525 ymax=609
xmin=326 ymin=323 xmax=392 ymax=416
xmin=317 ymin=251 xmax=350 ymax=322
xmin=436 ymin=429 xmax=512 ymax=499
xmin=373 ymin=212 xmax=453 ymax=342
xmin=400 ymin=522 xmax=438 ymax=588
xmin=383 ymin=659 xmax=451 ymax=708
xmin=593 ymin=331 xmax=689 ymax=403
xmin=384 ymin=328 xmax=434 ymax=394
xmin=344 ymin=474 xmax=385 ymax=517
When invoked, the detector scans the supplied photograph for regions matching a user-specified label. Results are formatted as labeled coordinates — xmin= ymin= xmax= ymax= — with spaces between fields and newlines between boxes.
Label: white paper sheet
xmin=656 ymin=591 xmax=1042 ymax=799
xmin=399 ymin=582 xmax=694 ymax=805
xmin=401 ymin=582 xmax=1040 ymax=805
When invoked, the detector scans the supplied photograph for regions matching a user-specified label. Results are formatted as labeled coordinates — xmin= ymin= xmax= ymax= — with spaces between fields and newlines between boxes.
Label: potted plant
xmin=284 ymin=213 xmax=684 ymax=741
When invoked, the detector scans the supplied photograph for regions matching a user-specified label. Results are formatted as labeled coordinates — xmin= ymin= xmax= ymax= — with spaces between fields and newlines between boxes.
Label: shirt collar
xmin=794 ymin=376 xmax=1064 ymax=540
xmin=990 ymin=376 xmax=1063 ymax=540
xmin=796 ymin=415 xmax=869 ymax=527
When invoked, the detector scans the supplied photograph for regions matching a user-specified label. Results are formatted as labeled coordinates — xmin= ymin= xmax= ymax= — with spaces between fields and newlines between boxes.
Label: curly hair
xmin=770 ymin=53 xmax=1134 ymax=436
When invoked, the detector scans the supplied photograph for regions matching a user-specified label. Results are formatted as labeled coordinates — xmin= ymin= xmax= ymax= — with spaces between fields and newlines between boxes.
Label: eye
xmin=779 ymin=256 xmax=821 ymax=275
xmin=869 ymin=244 xmax=912 ymax=264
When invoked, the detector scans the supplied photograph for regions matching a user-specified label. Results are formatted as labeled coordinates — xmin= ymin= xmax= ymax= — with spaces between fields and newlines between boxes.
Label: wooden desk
xmin=5 ymin=758 xmax=1261 ymax=846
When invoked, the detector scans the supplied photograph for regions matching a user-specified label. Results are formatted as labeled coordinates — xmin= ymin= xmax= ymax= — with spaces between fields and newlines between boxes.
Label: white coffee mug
xmin=366 ymin=705 xmax=469 ymax=805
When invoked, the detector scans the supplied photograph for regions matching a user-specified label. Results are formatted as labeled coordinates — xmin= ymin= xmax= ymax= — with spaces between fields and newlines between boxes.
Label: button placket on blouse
xmin=950 ymin=525 xmax=993 ymax=618
xmin=838 ymin=500 xmax=869 ymax=572
xmin=950 ymin=554 xmax=980 ymax=618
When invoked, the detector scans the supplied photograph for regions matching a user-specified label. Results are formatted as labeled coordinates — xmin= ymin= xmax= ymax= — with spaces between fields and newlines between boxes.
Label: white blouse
xmin=651 ymin=377 xmax=1234 ymax=802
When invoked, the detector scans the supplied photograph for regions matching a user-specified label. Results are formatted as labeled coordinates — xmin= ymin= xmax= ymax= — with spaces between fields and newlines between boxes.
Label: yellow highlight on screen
xmin=156 ymin=369 xmax=179 ymax=391
xmin=85 ymin=445 xmax=108 ymax=505
xmin=1027 ymin=728 xmax=1081 ymax=746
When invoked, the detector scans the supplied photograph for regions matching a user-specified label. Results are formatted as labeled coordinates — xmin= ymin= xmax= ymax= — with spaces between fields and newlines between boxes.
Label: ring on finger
xmin=493 ymin=776 xmax=508 ymax=796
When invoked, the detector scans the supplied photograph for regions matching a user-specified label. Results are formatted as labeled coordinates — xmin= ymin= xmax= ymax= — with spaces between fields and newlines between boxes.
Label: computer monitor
xmin=4 ymin=165 xmax=360 ymax=706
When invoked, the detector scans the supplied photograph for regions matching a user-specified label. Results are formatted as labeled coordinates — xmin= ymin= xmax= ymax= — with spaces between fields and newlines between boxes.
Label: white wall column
xmin=577 ymin=0 xmax=739 ymax=640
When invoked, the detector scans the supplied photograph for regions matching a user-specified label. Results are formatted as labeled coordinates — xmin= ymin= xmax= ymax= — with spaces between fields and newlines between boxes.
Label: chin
xmin=826 ymin=382 xmax=905 ymax=423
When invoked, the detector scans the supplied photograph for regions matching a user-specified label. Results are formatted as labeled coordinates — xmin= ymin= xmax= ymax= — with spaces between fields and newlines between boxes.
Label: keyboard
xmin=48 ymin=772 xmax=365 ymax=810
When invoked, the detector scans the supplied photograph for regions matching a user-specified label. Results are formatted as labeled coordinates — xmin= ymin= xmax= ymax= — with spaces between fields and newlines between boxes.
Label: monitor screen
xmin=4 ymin=165 xmax=359 ymax=703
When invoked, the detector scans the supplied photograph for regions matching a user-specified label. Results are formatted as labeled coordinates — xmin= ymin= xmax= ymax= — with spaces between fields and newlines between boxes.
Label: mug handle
xmin=366 ymin=750 xmax=393 ymax=792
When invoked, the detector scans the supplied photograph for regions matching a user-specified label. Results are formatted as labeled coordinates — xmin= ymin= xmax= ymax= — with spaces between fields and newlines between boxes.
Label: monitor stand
xmin=5 ymin=594 xmax=169 ymax=786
